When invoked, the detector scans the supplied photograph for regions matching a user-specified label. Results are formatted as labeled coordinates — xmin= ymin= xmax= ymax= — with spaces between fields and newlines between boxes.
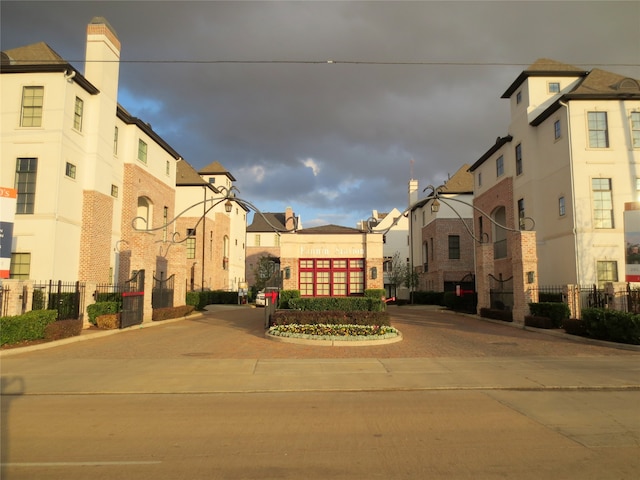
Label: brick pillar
xmin=475 ymin=242 xmax=494 ymax=314
xmin=565 ymin=284 xmax=580 ymax=319
xmin=509 ymin=231 xmax=538 ymax=325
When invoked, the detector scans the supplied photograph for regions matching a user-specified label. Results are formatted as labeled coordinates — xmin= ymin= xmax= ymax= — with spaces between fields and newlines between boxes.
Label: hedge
xmin=278 ymin=290 xmax=300 ymax=309
xmin=582 ymin=308 xmax=640 ymax=345
xmin=479 ymin=307 xmax=513 ymax=322
xmin=1 ymin=310 xmax=58 ymax=346
xmin=152 ymin=305 xmax=195 ymax=321
xmin=186 ymin=290 xmax=238 ymax=310
xmin=528 ymin=302 xmax=570 ymax=328
xmin=270 ymin=310 xmax=390 ymax=327
xmin=288 ymin=296 xmax=385 ymax=312
xmin=87 ymin=301 xmax=120 ymax=326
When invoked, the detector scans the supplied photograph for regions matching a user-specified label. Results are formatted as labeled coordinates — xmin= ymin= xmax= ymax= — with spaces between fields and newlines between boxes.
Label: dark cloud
xmin=2 ymin=1 xmax=639 ymax=227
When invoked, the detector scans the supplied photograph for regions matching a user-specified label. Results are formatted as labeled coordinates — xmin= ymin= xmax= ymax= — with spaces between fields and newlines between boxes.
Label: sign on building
xmin=624 ymin=202 xmax=640 ymax=283
xmin=0 ymin=187 xmax=17 ymax=278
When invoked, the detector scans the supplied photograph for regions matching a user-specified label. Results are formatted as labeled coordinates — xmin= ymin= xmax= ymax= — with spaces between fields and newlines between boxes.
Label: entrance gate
xmin=121 ymin=270 xmax=145 ymax=328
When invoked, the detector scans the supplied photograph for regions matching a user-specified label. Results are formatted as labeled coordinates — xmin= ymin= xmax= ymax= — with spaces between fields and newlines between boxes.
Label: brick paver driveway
xmin=12 ymin=305 xmax=638 ymax=360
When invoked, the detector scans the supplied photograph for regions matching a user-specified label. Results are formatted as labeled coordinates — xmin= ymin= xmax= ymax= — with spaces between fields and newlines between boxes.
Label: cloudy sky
xmin=2 ymin=1 xmax=639 ymax=228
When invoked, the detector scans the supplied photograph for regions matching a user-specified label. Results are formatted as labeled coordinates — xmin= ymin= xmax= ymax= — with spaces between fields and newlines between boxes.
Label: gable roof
xmin=176 ymin=159 xmax=215 ymax=188
xmin=247 ymin=212 xmax=288 ymax=232
xmin=1 ymin=42 xmax=99 ymax=94
xmin=501 ymin=58 xmax=588 ymax=98
xmin=199 ymin=161 xmax=237 ymax=181
xmin=439 ymin=163 xmax=474 ymax=193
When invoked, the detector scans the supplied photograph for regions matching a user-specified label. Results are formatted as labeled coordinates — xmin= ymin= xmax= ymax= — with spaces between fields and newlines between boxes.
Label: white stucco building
xmin=469 ymin=59 xmax=640 ymax=288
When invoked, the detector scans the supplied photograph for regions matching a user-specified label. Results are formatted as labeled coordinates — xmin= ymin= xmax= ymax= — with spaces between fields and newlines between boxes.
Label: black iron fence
xmin=32 ymin=280 xmax=84 ymax=320
xmin=531 ymin=283 xmax=640 ymax=316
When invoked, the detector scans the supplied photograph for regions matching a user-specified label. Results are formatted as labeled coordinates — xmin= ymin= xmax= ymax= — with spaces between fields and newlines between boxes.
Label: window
xmin=275 ymin=235 xmax=280 ymax=247
xmin=631 ymin=112 xmax=640 ymax=148
xmin=516 ymin=91 xmax=522 ymax=104
xmin=166 ymin=160 xmax=170 ymax=176
xmin=113 ymin=126 xmax=119 ymax=154
xmin=15 ymin=158 xmax=37 ymax=214
xmin=111 ymin=184 xmax=118 ymax=198
xmin=20 ymin=86 xmax=44 ymax=127
xmin=299 ymin=259 xmax=365 ymax=296
xmin=554 ymin=120 xmax=561 ymax=140
xmin=597 ymin=261 xmax=618 ymax=288
xmin=73 ymin=97 xmax=84 ymax=131
xmin=9 ymin=253 xmax=31 ymax=279
xmin=496 ymin=155 xmax=504 ymax=177
xmin=223 ymin=236 xmax=229 ymax=270
xmin=163 ymin=206 xmax=169 ymax=242
xmin=515 ymin=144 xmax=523 ymax=175
xmin=186 ymin=237 xmax=196 ymax=259
xmin=478 ymin=172 xmax=482 ymax=187
xmin=137 ymin=139 xmax=148 ymax=163
xmin=588 ymin=112 xmax=609 ymax=148
xmin=65 ymin=162 xmax=76 ymax=179
xmin=592 ymin=178 xmax=614 ymax=228
xmin=208 ymin=177 xmax=215 ymax=184
xmin=559 ymin=196 xmax=565 ymax=216
xmin=254 ymin=234 xmax=261 ymax=247
xmin=548 ymin=82 xmax=560 ymax=93
xmin=517 ymin=198 xmax=525 ymax=229
xmin=448 ymin=235 xmax=460 ymax=260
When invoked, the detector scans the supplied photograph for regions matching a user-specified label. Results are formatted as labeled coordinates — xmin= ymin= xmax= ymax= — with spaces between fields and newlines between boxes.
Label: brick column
xmin=565 ymin=284 xmax=580 ymax=319
xmin=474 ymin=242 xmax=494 ymax=314
xmin=509 ymin=231 xmax=538 ymax=325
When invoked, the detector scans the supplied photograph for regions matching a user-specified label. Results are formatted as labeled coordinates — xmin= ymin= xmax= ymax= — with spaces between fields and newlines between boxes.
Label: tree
xmin=253 ymin=255 xmax=280 ymax=292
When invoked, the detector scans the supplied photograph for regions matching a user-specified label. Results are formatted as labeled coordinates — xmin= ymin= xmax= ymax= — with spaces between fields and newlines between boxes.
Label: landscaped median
xmin=265 ymin=323 xmax=402 ymax=346
xmin=265 ymin=290 xmax=402 ymax=346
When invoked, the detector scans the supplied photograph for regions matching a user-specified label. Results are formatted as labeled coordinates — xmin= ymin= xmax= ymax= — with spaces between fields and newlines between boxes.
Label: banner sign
xmin=0 ymin=187 xmax=17 ymax=278
xmin=624 ymin=202 xmax=640 ymax=283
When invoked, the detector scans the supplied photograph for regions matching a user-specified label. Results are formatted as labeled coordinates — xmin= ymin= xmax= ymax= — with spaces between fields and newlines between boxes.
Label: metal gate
xmin=152 ymin=274 xmax=174 ymax=309
xmin=489 ymin=275 xmax=513 ymax=311
xmin=121 ymin=270 xmax=144 ymax=328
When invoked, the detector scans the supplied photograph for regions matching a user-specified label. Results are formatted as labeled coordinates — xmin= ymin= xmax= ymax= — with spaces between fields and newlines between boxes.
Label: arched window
xmin=136 ymin=196 xmax=153 ymax=230
xmin=223 ymin=235 xmax=230 ymax=270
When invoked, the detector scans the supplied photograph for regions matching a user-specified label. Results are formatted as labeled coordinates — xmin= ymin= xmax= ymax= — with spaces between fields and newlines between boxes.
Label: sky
xmin=2 ymin=1 xmax=639 ymax=228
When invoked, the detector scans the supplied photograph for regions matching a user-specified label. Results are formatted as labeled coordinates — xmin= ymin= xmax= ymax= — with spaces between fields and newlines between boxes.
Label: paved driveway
xmin=4 ymin=304 xmax=637 ymax=361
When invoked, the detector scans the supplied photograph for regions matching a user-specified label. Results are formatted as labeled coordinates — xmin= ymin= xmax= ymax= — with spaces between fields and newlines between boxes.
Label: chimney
xmin=285 ymin=206 xmax=295 ymax=231
xmin=408 ymin=179 xmax=419 ymax=207
xmin=85 ymin=17 xmax=121 ymax=98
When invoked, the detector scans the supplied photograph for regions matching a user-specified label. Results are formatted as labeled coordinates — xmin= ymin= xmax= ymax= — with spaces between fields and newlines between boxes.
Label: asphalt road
xmin=1 ymin=305 xmax=639 ymax=479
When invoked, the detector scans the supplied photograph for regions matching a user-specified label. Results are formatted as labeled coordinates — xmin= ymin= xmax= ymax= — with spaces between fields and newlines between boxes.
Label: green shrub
xmin=87 ymin=301 xmax=120 ymax=325
xmin=1 ymin=310 xmax=58 ymax=345
xmin=45 ymin=318 xmax=83 ymax=340
xmin=279 ymin=290 xmax=300 ymax=309
xmin=288 ymin=296 xmax=385 ymax=312
xmin=32 ymin=288 xmax=46 ymax=310
xmin=186 ymin=290 xmax=238 ymax=310
xmin=95 ymin=292 xmax=123 ymax=305
xmin=582 ymin=308 xmax=640 ymax=344
xmin=528 ymin=302 xmax=570 ymax=328
xmin=364 ymin=289 xmax=387 ymax=299
xmin=270 ymin=310 xmax=390 ymax=327
xmin=152 ymin=305 xmax=195 ymax=321
xmin=411 ymin=291 xmax=445 ymax=305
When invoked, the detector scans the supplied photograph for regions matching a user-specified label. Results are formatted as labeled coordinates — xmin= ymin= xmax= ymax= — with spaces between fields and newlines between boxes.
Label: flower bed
xmin=267 ymin=323 xmax=399 ymax=341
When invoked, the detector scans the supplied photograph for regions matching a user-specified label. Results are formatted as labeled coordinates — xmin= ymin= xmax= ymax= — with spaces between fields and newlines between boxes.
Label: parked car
xmin=255 ymin=291 xmax=266 ymax=307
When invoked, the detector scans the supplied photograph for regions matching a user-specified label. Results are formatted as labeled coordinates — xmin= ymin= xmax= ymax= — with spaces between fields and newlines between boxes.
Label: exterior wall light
xmin=431 ymin=199 xmax=440 ymax=213
xmin=224 ymin=200 xmax=233 ymax=213
xmin=371 ymin=267 xmax=377 ymax=279
xmin=284 ymin=266 xmax=291 ymax=279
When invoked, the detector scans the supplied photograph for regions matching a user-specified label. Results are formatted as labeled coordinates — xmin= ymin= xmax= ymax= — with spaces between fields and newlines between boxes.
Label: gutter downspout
xmin=560 ymin=100 xmax=581 ymax=284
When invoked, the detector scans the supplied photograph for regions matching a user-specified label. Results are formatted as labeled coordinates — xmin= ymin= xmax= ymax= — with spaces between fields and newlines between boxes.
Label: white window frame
xmin=20 ymin=86 xmax=44 ymax=127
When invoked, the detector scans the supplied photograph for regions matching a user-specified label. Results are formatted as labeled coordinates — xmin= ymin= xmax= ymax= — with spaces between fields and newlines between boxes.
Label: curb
xmin=264 ymin=331 xmax=403 ymax=347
